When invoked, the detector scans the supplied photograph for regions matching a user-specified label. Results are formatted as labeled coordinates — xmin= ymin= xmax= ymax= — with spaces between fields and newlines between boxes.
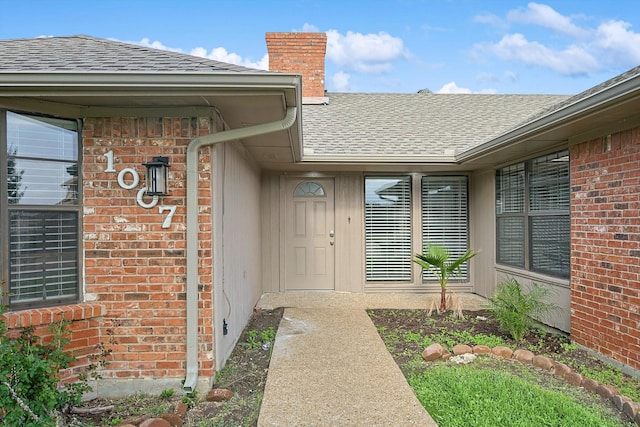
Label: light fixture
xmin=143 ymin=156 xmax=170 ymax=196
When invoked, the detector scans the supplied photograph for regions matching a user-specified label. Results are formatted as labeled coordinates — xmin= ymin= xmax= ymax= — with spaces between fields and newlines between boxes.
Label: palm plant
xmin=413 ymin=244 xmax=478 ymax=313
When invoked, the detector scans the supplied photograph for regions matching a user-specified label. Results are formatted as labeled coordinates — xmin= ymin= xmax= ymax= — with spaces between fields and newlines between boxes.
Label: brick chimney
xmin=266 ymin=32 xmax=327 ymax=100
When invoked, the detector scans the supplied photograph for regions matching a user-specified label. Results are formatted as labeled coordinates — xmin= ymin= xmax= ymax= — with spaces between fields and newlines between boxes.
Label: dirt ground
xmin=68 ymin=307 xmax=638 ymax=426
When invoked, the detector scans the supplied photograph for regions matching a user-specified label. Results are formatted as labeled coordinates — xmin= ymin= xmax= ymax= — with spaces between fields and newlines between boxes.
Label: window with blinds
xmin=365 ymin=177 xmax=412 ymax=281
xmin=4 ymin=111 xmax=81 ymax=308
xmin=495 ymin=150 xmax=570 ymax=278
xmin=421 ymin=176 xmax=469 ymax=280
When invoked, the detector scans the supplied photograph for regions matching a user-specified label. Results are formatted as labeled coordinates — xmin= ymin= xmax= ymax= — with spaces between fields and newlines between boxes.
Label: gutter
xmin=183 ymin=106 xmax=297 ymax=392
xmin=457 ymin=71 xmax=640 ymax=163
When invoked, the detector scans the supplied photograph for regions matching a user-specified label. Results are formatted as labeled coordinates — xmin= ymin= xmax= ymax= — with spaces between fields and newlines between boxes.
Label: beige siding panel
xmin=496 ymin=269 xmax=570 ymax=333
xmin=335 ymin=174 xmax=364 ymax=292
xmin=261 ymin=175 xmax=281 ymax=293
xmin=215 ymin=143 xmax=263 ymax=367
xmin=470 ymin=169 xmax=497 ymax=297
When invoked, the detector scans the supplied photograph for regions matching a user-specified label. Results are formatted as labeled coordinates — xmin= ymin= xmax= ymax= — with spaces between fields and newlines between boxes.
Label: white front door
xmin=284 ymin=178 xmax=335 ymax=291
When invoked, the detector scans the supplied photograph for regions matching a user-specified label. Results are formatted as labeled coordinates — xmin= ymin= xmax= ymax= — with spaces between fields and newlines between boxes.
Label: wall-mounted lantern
xmin=143 ymin=156 xmax=170 ymax=196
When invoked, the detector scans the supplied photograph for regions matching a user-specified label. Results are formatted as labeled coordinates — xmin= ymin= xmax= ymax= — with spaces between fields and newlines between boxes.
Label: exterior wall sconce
xmin=143 ymin=156 xmax=170 ymax=196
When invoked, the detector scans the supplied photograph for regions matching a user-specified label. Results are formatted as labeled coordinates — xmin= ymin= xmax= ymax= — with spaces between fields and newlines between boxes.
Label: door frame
xmin=279 ymin=176 xmax=336 ymax=291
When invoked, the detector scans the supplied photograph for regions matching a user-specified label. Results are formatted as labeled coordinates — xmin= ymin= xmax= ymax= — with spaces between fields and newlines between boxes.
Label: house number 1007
xmin=104 ymin=150 xmax=176 ymax=229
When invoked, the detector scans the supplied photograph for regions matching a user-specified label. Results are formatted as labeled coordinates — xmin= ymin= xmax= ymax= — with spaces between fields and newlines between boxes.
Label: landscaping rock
xmin=472 ymin=345 xmax=491 ymax=355
xmin=623 ymin=401 xmax=640 ymax=420
xmin=552 ymin=361 xmax=571 ymax=377
xmin=119 ymin=416 xmax=148 ymax=426
xmin=491 ymin=346 xmax=513 ymax=358
xmin=581 ymin=377 xmax=599 ymax=393
xmin=565 ymin=371 xmax=583 ymax=387
xmin=161 ymin=413 xmax=184 ymax=427
xmin=612 ymin=394 xmax=632 ymax=411
xmin=452 ymin=344 xmax=472 ymax=355
xmin=116 ymin=425 xmax=136 ymax=427
xmin=140 ymin=418 xmax=171 ymax=427
xmin=441 ymin=350 xmax=452 ymax=361
xmin=422 ymin=343 xmax=445 ymax=361
xmin=513 ymin=349 xmax=535 ymax=363
xmin=174 ymin=402 xmax=189 ymax=418
xmin=596 ymin=383 xmax=620 ymax=401
xmin=207 ymin=388 xmax=234 ymax=402
xmin=532 ymin=355 xmax=554 ymax=371
xmin=450 ymin=353 xmax=477 ymax=364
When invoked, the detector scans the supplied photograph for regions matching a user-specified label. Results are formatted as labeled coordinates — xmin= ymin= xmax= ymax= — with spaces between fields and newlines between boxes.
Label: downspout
xmin=183 ymin=106 xmax=297 ymax=392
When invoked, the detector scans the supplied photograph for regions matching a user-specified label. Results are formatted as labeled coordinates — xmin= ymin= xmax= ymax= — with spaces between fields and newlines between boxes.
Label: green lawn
xmin=409 ymin=363 xmax=633 ymax=427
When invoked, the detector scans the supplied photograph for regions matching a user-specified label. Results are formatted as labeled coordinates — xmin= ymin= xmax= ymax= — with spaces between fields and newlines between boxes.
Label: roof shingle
xmin=0 ymin=35 xmax=265 ymax=73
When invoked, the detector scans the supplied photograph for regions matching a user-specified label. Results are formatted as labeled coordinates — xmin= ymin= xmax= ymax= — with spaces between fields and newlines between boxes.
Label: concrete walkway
xmin=256 ymin=293 xmax=487 ymax=426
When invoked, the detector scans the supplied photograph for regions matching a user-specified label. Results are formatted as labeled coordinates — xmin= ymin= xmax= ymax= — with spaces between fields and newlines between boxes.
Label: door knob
xmin=329 ymin=230 xmax=334 ymax=237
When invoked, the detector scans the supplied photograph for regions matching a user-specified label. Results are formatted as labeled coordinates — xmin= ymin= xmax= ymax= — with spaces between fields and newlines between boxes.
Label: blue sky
xmin=1 ymin=0 xmax=639 ymax=95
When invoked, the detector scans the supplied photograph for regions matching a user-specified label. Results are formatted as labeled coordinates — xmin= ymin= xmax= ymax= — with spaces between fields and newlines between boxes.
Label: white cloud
xmin=122 ymin=38 xmax=269 ymax=70
xmin=331 ymin=71 xmax=351 ymax=91
xmin=299 ymin=23 xmax=320 ymax=32
xmin=437 ymin=81 xmax=496 ymax=94
xmin=326 ymin=29 xmax=408 ymax=74
xmin=135 ymin=38 xmax=183 ymax=53
xmin=594 ymin=20 xmax=640 ymax=66
xmin=474 ymin=3 xmax=640 ymax=75
xmin=473 ymin=13 xmax=507 ymax=30
xmin=507 ymin=2 xmax=588 ymax=38
xmin=191 ymin=46 xmax=269 ymax=70
xmin=479 ymin=33 xmax=599 ymax=75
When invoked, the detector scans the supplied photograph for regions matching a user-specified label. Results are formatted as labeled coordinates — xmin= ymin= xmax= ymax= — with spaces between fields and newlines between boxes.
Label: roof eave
xmin=301 ymin=154 xmax=458 ymax=164
xmin=457 ymin=72 xmax=640 ymax=163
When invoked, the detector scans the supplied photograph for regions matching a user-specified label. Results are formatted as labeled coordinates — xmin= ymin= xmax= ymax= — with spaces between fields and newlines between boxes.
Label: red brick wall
xmin=571 ymin=127 xmax=640 ymax=370
xmin=266 ymin=32 xmax=327 ymax=98
xmin=82 ymin=116 xmax=215 ymax=381
xmin=3 ymin=303 xmax=105 ymax=383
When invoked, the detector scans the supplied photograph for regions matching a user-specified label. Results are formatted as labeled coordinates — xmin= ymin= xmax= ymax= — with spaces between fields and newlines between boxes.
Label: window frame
xmin=421 ymin=175 xmax=470 ymax=282
xmin=364 ymin=174 xmax=472 ymax=284
xmin=1 ymin=110 xmax=83 ymax=310
xmin=495 ymin=150 xmax=570 ymax=278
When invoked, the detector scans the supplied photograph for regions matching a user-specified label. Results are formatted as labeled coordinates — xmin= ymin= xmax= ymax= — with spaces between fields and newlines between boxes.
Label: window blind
xmin=365 ymin=177 xmax=412 ymax=281
xmin=421 ymin=176 xmax=469 ymax=279
xmin=495 ymin=150 xmax=570 ymax=278
xmin=9 ymin=211 xmax=79 ymax=305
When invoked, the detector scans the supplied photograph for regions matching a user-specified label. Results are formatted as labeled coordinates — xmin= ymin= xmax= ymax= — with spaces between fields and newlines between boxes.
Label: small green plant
xmin=413 ymin=244 xmax=478 ymax=312
xmin=109 ymin=417 xmax=124 ymax=425
xmin=261 ymin=327 xmax=276 ymax=343
xmin=182 ymin=390 xmax=199 ymax=409
xmin=0 ymin=292 xmax=111 ymax=426
xmin=160 ymin=388 xmax=175 ymax=399
xmin=489 ymin=278 xmax=557 ymax=341
xmin=245 ymin=327 xmax=276 ymax=350
xmin=245 ymin=329 xmax=260 ymax=348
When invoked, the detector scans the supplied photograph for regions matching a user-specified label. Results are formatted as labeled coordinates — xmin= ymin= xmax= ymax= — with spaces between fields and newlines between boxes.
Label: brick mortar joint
xmin=4 ymin=302 xmax=107 ymax=328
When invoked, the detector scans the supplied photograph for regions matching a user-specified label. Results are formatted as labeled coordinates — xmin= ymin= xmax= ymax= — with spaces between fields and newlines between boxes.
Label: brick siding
xmin=266 ymin=32 xmax=327 ymax=98
xmin=81 ymin=116 xmax=215 ymax=381
xmin=571 ymin=126 xmax=640 ymax=370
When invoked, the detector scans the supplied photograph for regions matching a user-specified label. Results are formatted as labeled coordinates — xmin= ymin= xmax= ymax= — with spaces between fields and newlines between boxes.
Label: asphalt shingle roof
xmin=302 ymin=93 xmax=568 ymax=157
xmin=0 ymin=35 xmax=265 ymax=73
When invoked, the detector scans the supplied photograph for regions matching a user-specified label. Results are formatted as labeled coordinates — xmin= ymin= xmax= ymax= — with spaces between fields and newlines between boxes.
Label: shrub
xmin=489 ymin=278 xmax=557 ymax=341
xmin=0 ymin=303 xmax=109 ymax=426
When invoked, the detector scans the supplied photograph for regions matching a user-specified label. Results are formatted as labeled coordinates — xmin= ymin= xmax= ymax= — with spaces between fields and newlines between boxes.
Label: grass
xmin=370 ymin=309 xmax=640 ymax=427
xmin=409 ymin=362 xmax=633 ymax=427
